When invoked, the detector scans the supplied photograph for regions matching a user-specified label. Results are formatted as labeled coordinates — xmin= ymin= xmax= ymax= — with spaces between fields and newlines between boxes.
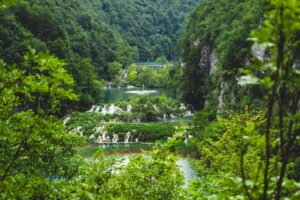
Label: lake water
xmin=103 ymin=87 xmax=175 ymax=103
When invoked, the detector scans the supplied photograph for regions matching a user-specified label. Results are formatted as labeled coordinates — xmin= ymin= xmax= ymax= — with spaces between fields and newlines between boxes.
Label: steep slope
xmin=179 ymin=0 xmax=266 ymax=110
xmin=31 ymin=0 xmax=201 ymax=62
xmin=97 ymin=0 xmax=202 ymax=61
xmin=0 ymin=0 xmax=202 ymax=109
xmin=0 ymin=1 xmax=137 ymax=108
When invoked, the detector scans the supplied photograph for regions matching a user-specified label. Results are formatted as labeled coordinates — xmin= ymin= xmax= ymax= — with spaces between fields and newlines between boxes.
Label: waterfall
xmin=89 ymin=134 xmax=95 ymax=140
xmin=112 ymin=133 xmax=118 ymax=143
xmin=184 ymin=110 xmax=193 ymax=117
xmin=180 ymin=103 xmax=186 ymax=110
xmin=75 ymin=126 xmax=83 ymax=136
xmin=95 ymin=106 xmax=101 ymax=113
xmin=94 ymin=126 xmax=108 ymax=143
xmin=100 ymin=104 xmax=122 ymax=115
xmin=218 ymin=81 xmax=225 ymax=110
xmin=184 ymin=134 xmax=193 ymax=145
xmin=94 ymin=126 xmax=105 ymax=134
xmin=63 ymin=117 xmax=70 ymax=125
xmin=127 ymin=104 xmax=132 ymax=112
xmin=96 ymin=131 xmax=109 ymax=143
xmin=106 ymin=135 xmax=110 ymax=142
xmin=88 ymin=105 xmax=96 ymax=112
xmin=96 ymin=135 xmax=102 ymax=143
xmin=184 ymin=134 xmax=188 ymax=145
xmin=102 ymin=131 xmax=107 ymax=142
xmin=170 ymin=114 xmax=176 ymax=119
xmin=124 ymin=132 xmax=131 ymax=143
xmin=163 ymin=114 xmax=167 ymax=120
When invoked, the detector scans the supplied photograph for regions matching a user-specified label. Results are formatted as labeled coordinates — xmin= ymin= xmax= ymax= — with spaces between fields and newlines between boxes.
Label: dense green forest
xmin=0 ymin=0 xmax=200 ymax=109
xmin=98 ymin=0 xmax=201 ymax=61
xmin=179 ymin=0 xmax=266 ymax=110
xmin=0 ymin=0 xmax=299 ymax=199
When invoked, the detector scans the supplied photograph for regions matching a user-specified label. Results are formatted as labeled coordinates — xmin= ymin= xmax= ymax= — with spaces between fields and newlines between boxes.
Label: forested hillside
xmin=0 ymin=1 xmax=135 ymax=109
xmin=0 ymin=0 xmax=299 ymax=199
xmin=98 ymin=0 xmax=201 ymax=61
xmin=0 ymin=0 xmax=200 ymax=109
xmin=178 ymin=0 xmax=300 ymax=199
xmin=179 ymin=0 xmax=266 ymax=110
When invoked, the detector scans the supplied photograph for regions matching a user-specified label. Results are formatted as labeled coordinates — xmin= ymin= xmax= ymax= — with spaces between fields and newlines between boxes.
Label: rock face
xmin=192 ymin=45 xmax=218 ymax=76
xmin=198 ymin=44 xmax=267 ymax=112
xmin=218 ymin=81 xmax=225 ymax=110
xmin=209 ymin=52 xmax=218 ymax=75
xmin=198 ymin=45 xmax=212 ymax=72
xmin=180 ymin=44 xmax=220 ymax=109
xmin=180 ymin=41 xmax=266 ymax=112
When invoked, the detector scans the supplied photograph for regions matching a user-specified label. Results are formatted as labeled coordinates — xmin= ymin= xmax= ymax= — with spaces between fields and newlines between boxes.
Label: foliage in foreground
xmin=1 ymin=0 xmax=299 ymax=199
xmin=179 ymin=0 xmax=266 ymax=110
xmin=0 ymin=50 xmax=83 ymax=199
xmin=0 ymin=48 xmax=186 ymax=199
xmin=185 ymin=0 xmax=300 ymax=199
xmin=69 ymin=150 xmax=184 ymax=200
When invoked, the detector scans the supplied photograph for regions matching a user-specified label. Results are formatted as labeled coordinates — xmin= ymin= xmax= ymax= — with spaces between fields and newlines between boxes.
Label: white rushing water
xmin=125 ymin=90 xmax=157 ymax=95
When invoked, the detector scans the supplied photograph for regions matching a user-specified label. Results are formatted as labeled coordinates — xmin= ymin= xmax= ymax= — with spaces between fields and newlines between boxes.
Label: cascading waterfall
xmin=163 ymin=114 xmax=167 ymax=120
xmin=88 ymin=105 xmax=96 ymax=112
xmin=184 ymin=110 xmax=193 ymax=117
xmin=96 ymin=131 xmax=109 ymax=143
xmin=89 ymin=134 xmax=95 ymax=140
xmin=63 ymin=117 xmax=70 ymax=125
xmin=184 ymin=134 xmax=193 ymax=145
xmin=95 ymin=106 xmax=101 ymax=112
xmin=127 ymin=104 xmax=132 ymax=112
xmin=74 ymin=126 xmax=83 ymax=136
xmin=170 ymin=114 xmax=176 ymax=119
xmin=88 ymin=104 xmax=123 ymax=115
xmin=85 ymin=102 xmax=195 ymax=144
xmin=112 ymin=133 xmax=118 ymax=143
xmin=124 ymin=132 xmax=131 ymax=143
xmin=87 ymin=103 xmax=194 ymax=120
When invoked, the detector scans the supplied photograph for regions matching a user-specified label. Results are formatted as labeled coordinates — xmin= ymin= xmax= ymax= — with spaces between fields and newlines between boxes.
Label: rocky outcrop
xmin=198 ymin=45 xmax=212 ymax=72
xmin=209 ymin=52 xmax=218 ymax=75
xmin=218 ymin=81 xmax=225 ymax=109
